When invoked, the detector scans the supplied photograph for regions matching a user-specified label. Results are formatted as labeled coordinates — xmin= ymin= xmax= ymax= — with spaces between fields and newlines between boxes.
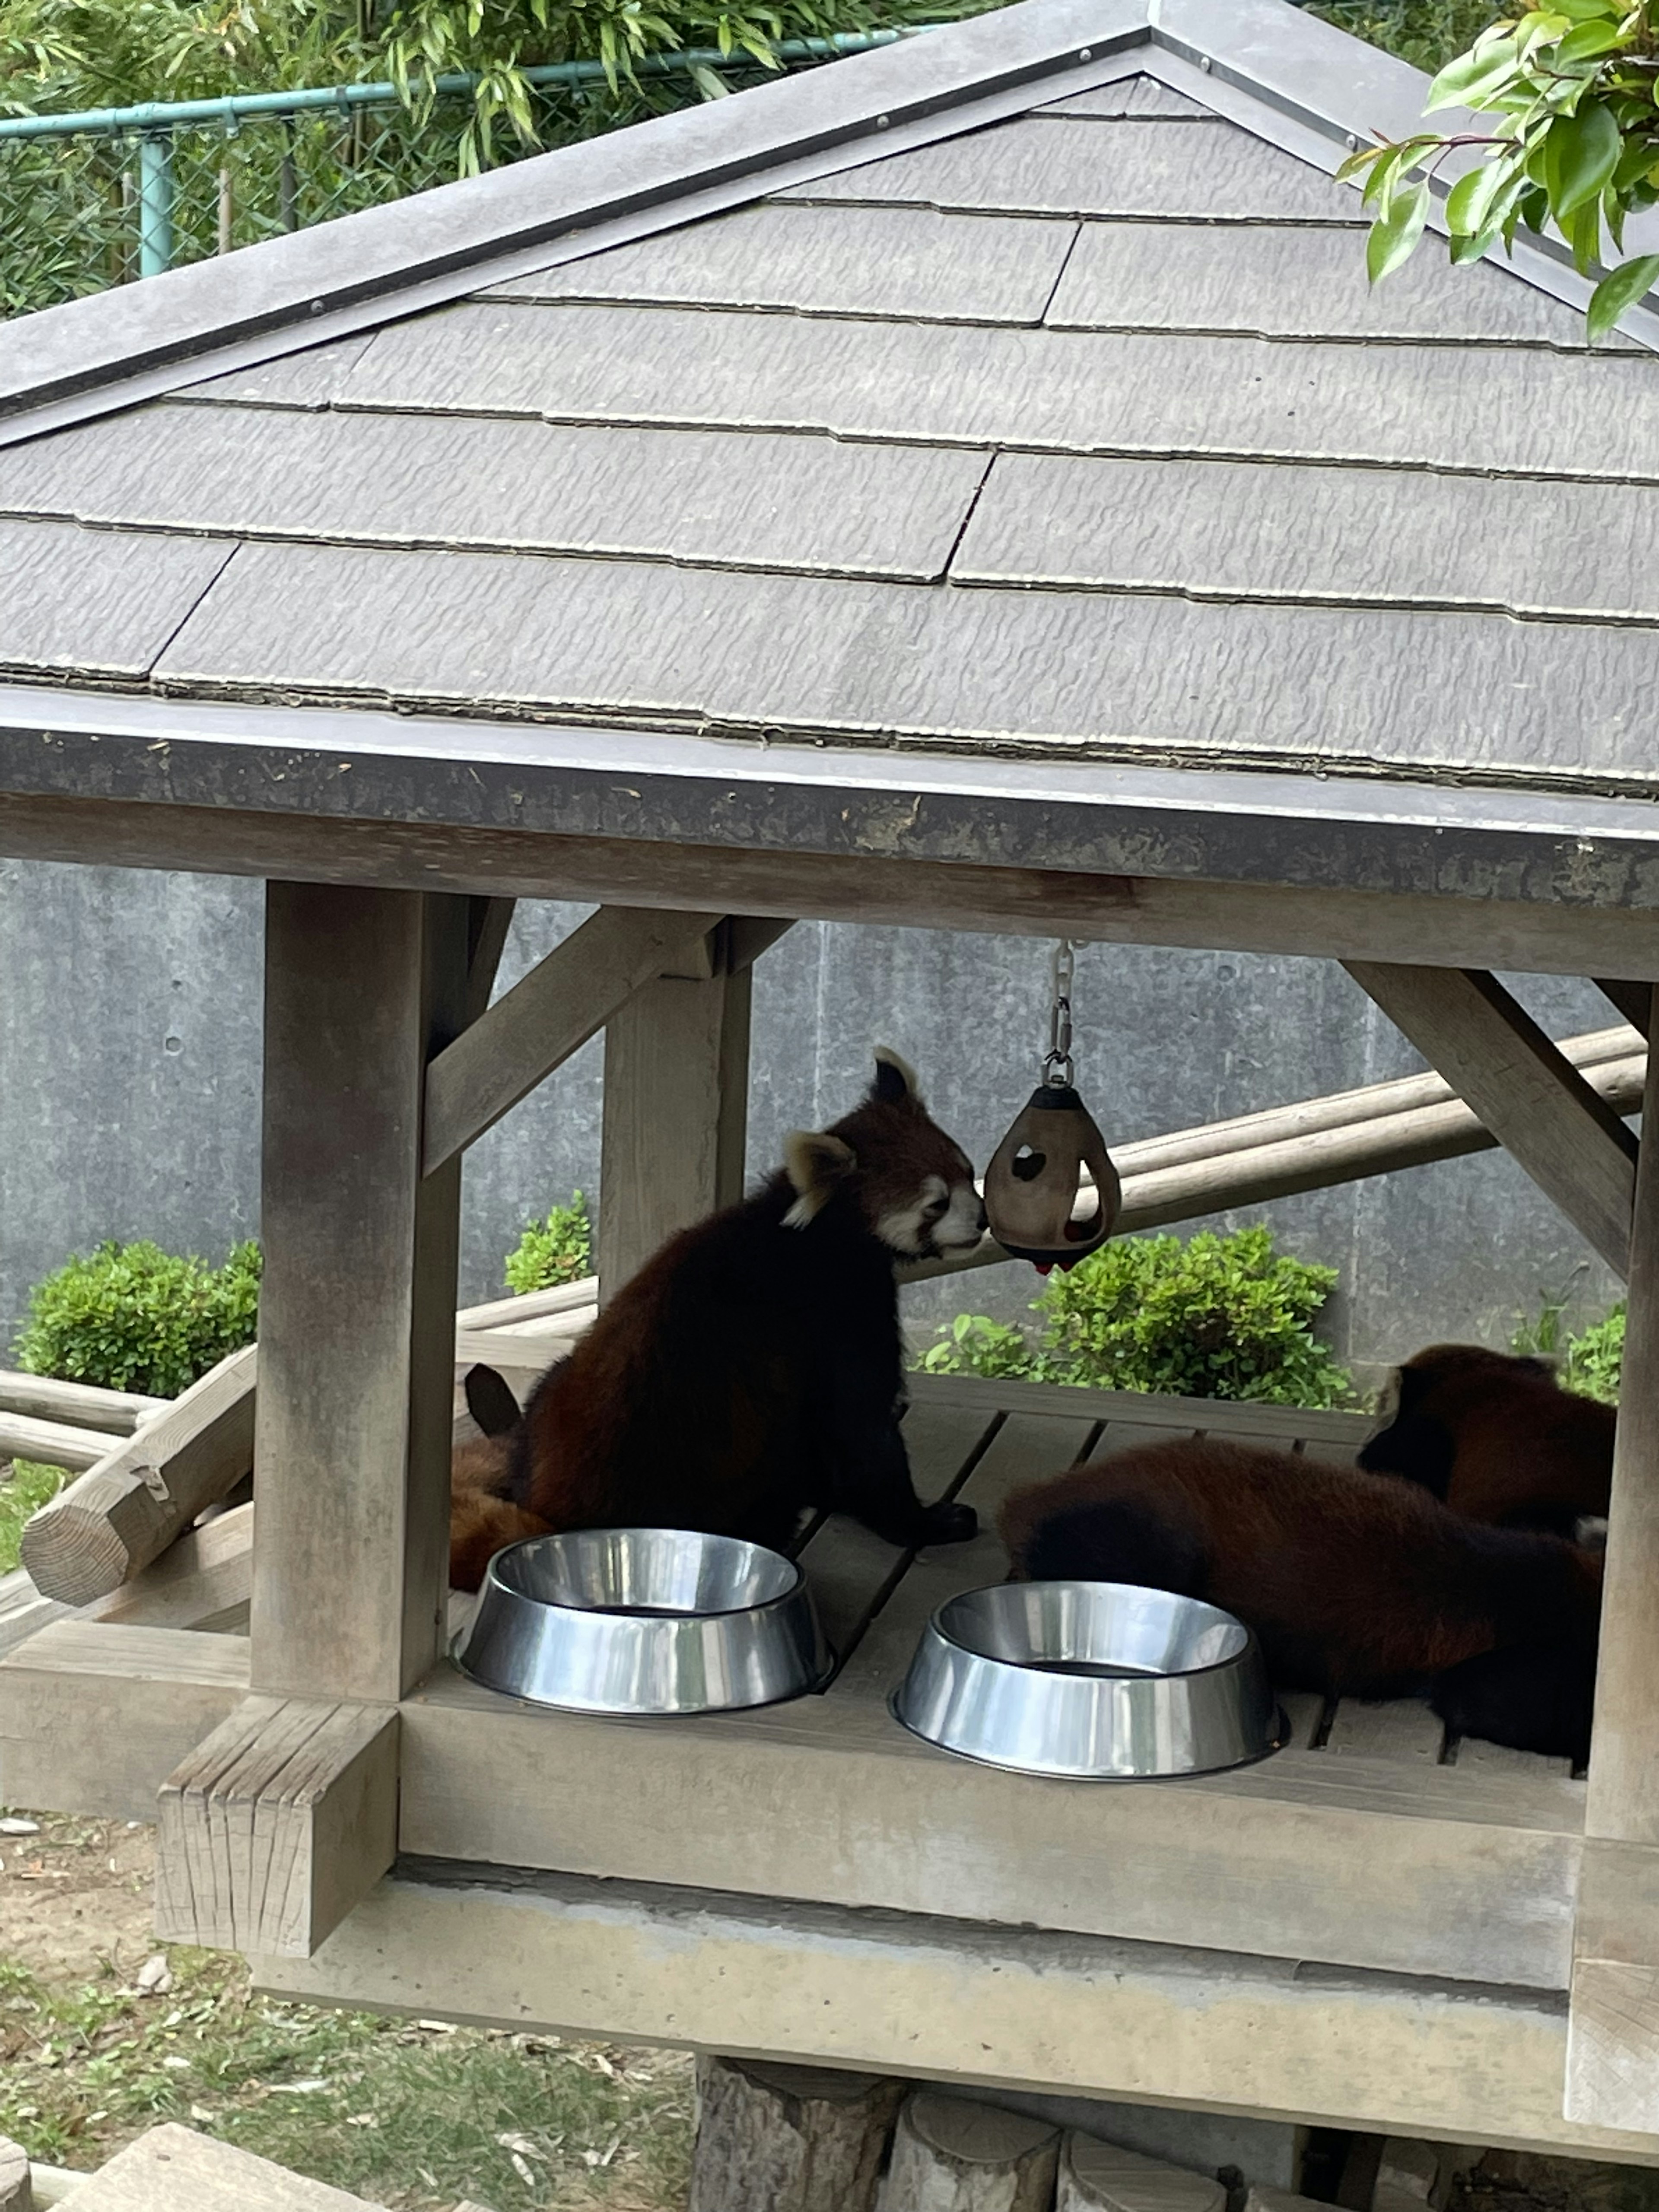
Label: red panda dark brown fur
xmin=449 ymin=1053 xmax=985 ymax=1591
xmin=998 ymin=1437 xmax=1603 ymax=1759
xmin=1357 ymin=1343 xmax=1614 ymax=1534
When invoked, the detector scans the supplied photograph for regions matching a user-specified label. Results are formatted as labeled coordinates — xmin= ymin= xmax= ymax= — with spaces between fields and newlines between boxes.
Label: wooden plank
xmin=425 ymin=903 xmax=720 ymax=1176
xmin=955 ymin=451 xmax=1659 ymax=621
xmin=88 ymin=1500 xmax=253 ymax=1634
xmin=598 ymin=964 xmax=751 ymax=1298
xmin=0 ymin=1619 xmax=249 ymax=1821
xmin=457 ymin=1277 xmax=598 ymax=1329
xmin=908 ymin=1373 xmax=1370 ymax=1450
xmin=0 ymin=515 xmax=234 ymax=678
xmin=257 ymin=1867 xmax=1659 ymax=2164
xmin=1344 ymin=965 xmax=1638 ymax=1276
xmin=462 ymin=892 xmax=515 ymax=1024
xmin=1044 ymin=222 xmax=1591 ymax=346
xmin=149 ymin=534 xmax=1659 ymax=798
xmin=0 ymin=1368 xmax=164 ymax=1435
xmin=0 ymin=1410 xmax=113 ymax=1471
xmin=0 ymin=1565 xmax=67 ymax=1659
xmin=156 ymin=1694 xmax=398 ymax=1957
xmin=1061 ymin=2137 xmax=1224 ymax=2212
xmin=0 ymin=405 xmax=989 ymax=586
xmin=67 ymin=2121 xmax=384 ymax=2209
xmin=453 ymin=1313 xmax=591 ymax=1370
xmin=1324 ymin=1701 xmax=1445 ymax=1765
xmin=251 ymin=885 xmax=467 ymax=1704
xmin=1454 ymin=1736 xmax=1573 ymax=1781
xmin=19 ymin=1345 xmax=257 ymax=1606
xmin=1570 ymin=1007 xmax=1659 ymax=2126
xmin=491 ymin=203 xmax=1078 ymax=324
xmin=778 ymin=117 xmax=1359 ymax=222
xmin=331 ymin=302 xmax=1659 ymax=484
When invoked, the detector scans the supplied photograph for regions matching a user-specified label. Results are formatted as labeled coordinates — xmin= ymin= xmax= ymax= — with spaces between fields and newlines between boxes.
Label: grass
xmin=0 ymin=1935 xmax=692 ymax=2208
xmin=0 ymin=1461 xmax=65 ymax=1575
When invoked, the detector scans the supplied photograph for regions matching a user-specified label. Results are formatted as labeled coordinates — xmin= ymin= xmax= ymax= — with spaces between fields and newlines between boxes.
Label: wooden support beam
xmin=90 ymin=1499 xmax=253 ymax=1634
xmin=599 ymin=962 xmax=751 ymax=1299
xmin=423 ymin=904 xmax=720 ymax=1176
xmin=882 ymin=2094 xmax=1059 ymax=2212
xmin=0 ymin=1369 xmax=164 ymax=1436
xmin=253 ymin=884 xmax=467 ymax=1705
xmin=0 ymin=1619 xmax=248 ymax=1821
xmin=1343 ymin=964 xmax=1639 ymax=1276
xmin=156 ymin=1693 xmax=398 ymax=1958
xmin=1568 ymin=1001 xmax=1659 ymax=2129
xmin=1596 ymin=977 xmax=1654 ymax=1033
xmin=689 ymin=2058 xmax=902 ymax=2212
xmin=20 ymin=1346 xmax=256 ymax=1606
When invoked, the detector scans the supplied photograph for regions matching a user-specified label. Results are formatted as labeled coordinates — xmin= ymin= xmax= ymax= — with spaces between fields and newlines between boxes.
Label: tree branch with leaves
xmin=1341 ymin=0 xmax=1659 ymax=342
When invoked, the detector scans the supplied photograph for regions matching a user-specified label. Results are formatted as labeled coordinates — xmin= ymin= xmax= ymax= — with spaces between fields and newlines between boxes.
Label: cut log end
xmin=1062 ymin=2137 xmax=1228 ymax=2212
xmin=19 ymin=1504 xmax=135 ymax=1609
xmin=690 ymin=2056 xmax=903 ymax=2212
xmin=880 ymin=2092 xmax=1059 ymax=2211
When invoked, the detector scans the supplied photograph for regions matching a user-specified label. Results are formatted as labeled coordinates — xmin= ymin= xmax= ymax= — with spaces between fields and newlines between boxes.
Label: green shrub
xmin=920 ymin=1226 xmax=1352 ymax=1409
xmin=14 ymin=1239 xmax=261 ymax=1398
xmin=503 ymin=1193 xmax=592 ymax=1294
xmin=1567 ymin=1305 xmax=1625 ymax=1405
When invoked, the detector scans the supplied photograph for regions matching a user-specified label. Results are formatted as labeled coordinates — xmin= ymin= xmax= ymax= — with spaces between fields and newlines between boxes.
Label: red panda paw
xmin=920 ymin=1500 xmax=977 ymax=1545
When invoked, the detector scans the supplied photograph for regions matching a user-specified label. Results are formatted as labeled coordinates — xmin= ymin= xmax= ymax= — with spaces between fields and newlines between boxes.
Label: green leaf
xmin=1563 ymin=188 xmax=1605 ymax=269
xmin=1367 ymin=178 xmax=1431 ymax=282
xmin=1543 ymin=98 xmax=1622 ymax=212
xmin=1552 ymin=16 xmax=1630 ymax=58
xmin=1587 ymin=250 xmax=1659 ymax=340
xmin=1445 ymin=155 xmax=1511 ymax=233
xmin=1425 ymin=35 xmax=1524 ymax=110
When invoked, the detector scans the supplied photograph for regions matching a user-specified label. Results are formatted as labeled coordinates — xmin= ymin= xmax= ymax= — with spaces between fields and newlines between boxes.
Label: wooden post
xmin=1567 ymin=994 xmax=1659 ymax=2127
xmin=598 ymin=929 xmax=753 ymax=1299
xmin=250 ymin=884 xmax=468 ymax=1705
xmin=689 ymin=2057 xmax=903 ymax=2212
xmin=878 ymin=2093 xmax=1059 ymax=2212
xmin=1062 ymin=2137 xmax=1226 ymax=2212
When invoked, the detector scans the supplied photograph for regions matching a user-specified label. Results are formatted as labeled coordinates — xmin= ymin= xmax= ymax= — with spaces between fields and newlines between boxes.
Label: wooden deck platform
xmin=0 ymin=1373 xmax=1637 ymax=2163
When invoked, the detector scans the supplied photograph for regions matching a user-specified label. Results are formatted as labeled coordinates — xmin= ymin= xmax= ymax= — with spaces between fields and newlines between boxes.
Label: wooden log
xmin=599 ymin=963 xmax=751 ymax=1299
xmin=912 ymin=1044 xmax=1646 ymax=1285
xmin=878 ymin=2093 xmax=1058 ymax=2212
xmin=1061 ymin=2137 xmax=1225 ymax=2212
xmin=155 ymin=1693 xmax=399 ymax=1957
xmin=89 ymin=1499 xmax=252 ymax=1634
xmin=0 ymin=1409 xmax=114 ymax=1472
xmin=64 ymin=2122 xmax=383 ymax=2209
xmin=0 ymin=1368 xmax=165 ymax=1435
xmin=1344 ymin=963 xmax=1638 ymax=1276
xmin=423 ymin=903 xmax=721 ymax=1176
xmin=253 ymin=886 xmax=470 ymax=1706
xmin=0 ymin=2133 xmax=28 ymax=2212
xmin=689 ymin=2056 xmax=903 ymax=2212
xmin=452 ymin=1313 xmax=594 ymax=1372
xmin=456 ymin=1276 xmax=599 ymax=1329
xmin=19 ymin=1345 xmax=256 ymax=1607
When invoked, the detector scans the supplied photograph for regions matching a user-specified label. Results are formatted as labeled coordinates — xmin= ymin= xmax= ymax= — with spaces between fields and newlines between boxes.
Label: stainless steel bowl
xmin=454 ymin=1527 xmax=830 ymax=1714
xmin=891 ymin=1580 xmax=1279 ymax=1778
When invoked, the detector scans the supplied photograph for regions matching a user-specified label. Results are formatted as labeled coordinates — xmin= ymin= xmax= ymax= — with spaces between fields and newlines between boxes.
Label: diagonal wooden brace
xmin=1343 ymin=963 xmax=1637 ymax=1277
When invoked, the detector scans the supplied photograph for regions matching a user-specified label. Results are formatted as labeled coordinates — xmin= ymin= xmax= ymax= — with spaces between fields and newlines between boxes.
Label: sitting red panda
xmin=1357 ymin=1344 xmax=1614 ymax=1536
xmin=450 ymin=1050 xmax=986 ymax=1591
xmin=998 ymin=1436 xmax=1603 ymax=1762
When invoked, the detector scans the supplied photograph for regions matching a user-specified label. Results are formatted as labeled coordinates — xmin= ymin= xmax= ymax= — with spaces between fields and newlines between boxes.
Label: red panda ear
xmin=783 ymin=1131 xmax=857 ymax=1228
xmin=872 ymin=1046 xmax=924 ymax=1112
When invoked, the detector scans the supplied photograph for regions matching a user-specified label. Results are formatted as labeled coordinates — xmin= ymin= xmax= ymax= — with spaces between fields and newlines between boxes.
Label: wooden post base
xmin=1061 ymin=2137 xmax=1226 ymax=2212
xmin=690 ymin=2056 xmax=903 ymax=2212
xmin=879 ymin=2092 xmax=1059 ymax=2211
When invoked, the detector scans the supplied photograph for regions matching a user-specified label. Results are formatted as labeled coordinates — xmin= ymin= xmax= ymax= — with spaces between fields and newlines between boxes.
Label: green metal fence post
xmin=137 ymin=130 xmax=174 ymax=277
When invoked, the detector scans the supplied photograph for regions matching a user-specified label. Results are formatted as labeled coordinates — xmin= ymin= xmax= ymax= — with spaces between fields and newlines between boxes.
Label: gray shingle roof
xmin=0 ymin=0 xmax=1655 ymax=889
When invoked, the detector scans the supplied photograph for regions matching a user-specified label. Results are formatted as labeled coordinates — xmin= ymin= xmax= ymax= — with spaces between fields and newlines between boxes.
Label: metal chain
xmin=1043 ymin=938 xmax=1078 ymax=1087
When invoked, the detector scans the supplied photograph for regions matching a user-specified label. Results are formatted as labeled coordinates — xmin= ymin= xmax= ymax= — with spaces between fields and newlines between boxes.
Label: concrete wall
xmin=0 ymin=861 xmax=1626 ymax=1373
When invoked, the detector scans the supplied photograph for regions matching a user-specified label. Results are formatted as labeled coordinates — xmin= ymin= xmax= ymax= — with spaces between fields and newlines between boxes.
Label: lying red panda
xmin=450 ymin=1050 xmax=986 ymax=1591
xmin=998 ymin=1436 xmax=1602 ymax=1762
xmin=1357 ymin=1344 xmax=1613 ymax=1536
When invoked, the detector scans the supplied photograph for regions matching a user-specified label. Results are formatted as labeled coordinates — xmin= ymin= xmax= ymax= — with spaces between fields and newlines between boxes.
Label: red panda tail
xmin=449 ymin=1486 xmax=553 ymax=1593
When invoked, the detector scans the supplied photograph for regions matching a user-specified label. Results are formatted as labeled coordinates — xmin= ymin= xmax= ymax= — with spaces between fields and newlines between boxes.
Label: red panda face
xmin=783 ymin=1050 xmax=985 ymax=1261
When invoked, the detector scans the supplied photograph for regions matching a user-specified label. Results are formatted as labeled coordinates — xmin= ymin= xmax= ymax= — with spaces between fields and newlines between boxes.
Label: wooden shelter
xmin=3 ymin=0 xmax=1659 ymax=2169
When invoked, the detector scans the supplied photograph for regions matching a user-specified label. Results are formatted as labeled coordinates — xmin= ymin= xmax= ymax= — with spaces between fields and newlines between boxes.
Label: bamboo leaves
xmin=1342 ymin=0 xmax=1659 ymax=341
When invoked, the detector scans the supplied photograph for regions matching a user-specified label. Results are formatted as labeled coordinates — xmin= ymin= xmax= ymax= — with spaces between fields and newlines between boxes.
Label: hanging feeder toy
xmin=984 ymin=941 xmax=1121 ymax=1274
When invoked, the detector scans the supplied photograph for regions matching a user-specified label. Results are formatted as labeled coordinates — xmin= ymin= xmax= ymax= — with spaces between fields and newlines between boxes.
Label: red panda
xmin=1357 ymin=1344 xmax=1614 ymax=1536
xmin=998 ymin=1436 xmax=1603 ymax=1762
xmin=449 ymin=1050 xmax=986 ymax=1592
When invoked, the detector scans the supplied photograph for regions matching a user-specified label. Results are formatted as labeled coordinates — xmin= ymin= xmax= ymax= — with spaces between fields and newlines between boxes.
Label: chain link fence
xmin=0 ymin=32 xmax=918 ymax=320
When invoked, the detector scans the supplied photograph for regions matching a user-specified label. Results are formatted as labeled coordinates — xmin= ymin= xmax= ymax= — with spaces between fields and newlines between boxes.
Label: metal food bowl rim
xmin=481 ymin=1525 xmax=810 ymax=1621
xmin=929 ymin=1577 xmax=1264 ymax=1681
xmin=885 ymin=1686 xmax=1291 ymax=1780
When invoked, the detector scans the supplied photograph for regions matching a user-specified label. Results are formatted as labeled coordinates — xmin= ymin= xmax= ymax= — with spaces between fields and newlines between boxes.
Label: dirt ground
xmin=0 ymin=1811 xmax=155 ymax=1980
